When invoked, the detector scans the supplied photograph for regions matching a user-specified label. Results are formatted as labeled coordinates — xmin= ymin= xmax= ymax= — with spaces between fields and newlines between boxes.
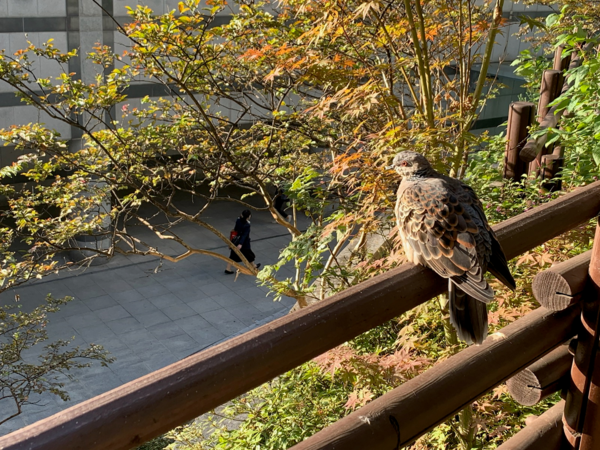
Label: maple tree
xmin=0 ymin=0 xmax=506 ymax=308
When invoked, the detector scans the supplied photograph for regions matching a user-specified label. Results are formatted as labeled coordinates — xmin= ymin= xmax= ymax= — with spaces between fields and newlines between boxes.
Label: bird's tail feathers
xmin=448 ymin=281 xmax=488 ymax=345
xmin=453 ymin=275 xmax=494 ymax=304
xmin=487 ymin=236 xmax=517 ymax=290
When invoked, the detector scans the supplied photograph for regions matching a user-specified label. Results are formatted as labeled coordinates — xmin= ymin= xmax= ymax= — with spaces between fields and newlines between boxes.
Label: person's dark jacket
xmin=234 ymin=218 xmax=251 ymax=249
xmin=274 ymin=191 xmax=289 ymax=216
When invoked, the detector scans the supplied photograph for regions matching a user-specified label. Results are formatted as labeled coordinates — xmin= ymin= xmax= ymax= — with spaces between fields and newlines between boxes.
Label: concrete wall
xmin=0 ymin=0 xmax=552 ymax=158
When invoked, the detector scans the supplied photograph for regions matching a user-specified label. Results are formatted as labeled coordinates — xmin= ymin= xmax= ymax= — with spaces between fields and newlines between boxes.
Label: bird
xmin=391 ymin=151 xmax=516 ymax=345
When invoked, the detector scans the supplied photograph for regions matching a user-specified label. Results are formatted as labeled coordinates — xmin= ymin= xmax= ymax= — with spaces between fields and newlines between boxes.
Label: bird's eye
xmin=401 ymin=161 xmax=409 ymax=167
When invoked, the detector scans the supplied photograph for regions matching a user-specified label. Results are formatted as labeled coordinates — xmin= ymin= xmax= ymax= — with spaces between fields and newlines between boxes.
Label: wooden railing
xmin=1 ymin=181 xmax=600 ymax=450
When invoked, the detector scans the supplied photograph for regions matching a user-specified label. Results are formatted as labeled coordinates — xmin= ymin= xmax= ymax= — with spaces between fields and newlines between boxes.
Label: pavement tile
xmin=136 ymin=282 xmax=170 ymax=299
xmin=0 ymin=414 xmax=27 ymax=436
xmin=84 ymin=294 xmax=119 ymax=311
xmin=211 ymin=320 xmax=248 ymax=336
xmin=162 ymin=334 xmax=199 ymax=354
xmin=106 ymin=317 xmax=144 ymax=334
xmin=199 ymin=282 xmax=234 ymax=297
xmin=144 ymin=352 xmax=180 ymax=372
xmin=230 ymin=285 xmax=267 ymax=298
xmin=253 ymin=297 xmax=289 ymax=313
xmin=211 ymin=292 xmax=247 ymax=308
xmin=147 ymin=322 xmax=187 ymax=340
xmin=52 ymin=300 xmax=93 ymax=318
xmin=186 ymin=326 xmax=227 ymax=348
xmin=44 ymin=318 xmax=77 ymax=340
xmin=162 ymin=303 xmax=196 ymax=321
xmin=115 ymin=265 xmax=149 ymax=280
xmin=147 ymin=293 xmax=185 ymax=310
xmin=73 ymin=284 xmax=108 ymax=300
xmin=36 ymin=283 xmax=75 ymax=299
xmin=186 ymin=298 xmax=222 ymax=315
xmin=63 ymin=276 xmax=95 ymax=291
xmin=109 ymin=289 xmax=145 ymax=304
xmin=173 ymin=289 xmax=206 ymax=303
xmin=146 ymin=268 xmax=182 ymax=281
xmin=188 ymin=272 xmax=217 ymax=286
xmin=65 ymin=311 xmax=102 ymax=331
xmin=21 ymin=407 xmax=61 ymax=427
xmin=228 ymin=303 xmax=269 ymax=325
xmin=93 ymin=336 xmax=130 ymax=354
xmin=54 ymin=381 xmax=92 ymax=407
xmin=94 ymin=279 xmax=133 ymax=294
xmin=158 ymin=278 xmax=193 ymax=292
xmin=127 ymin=339 xmax=170 ymax=358
xmin=201 ymin=308 xmax=238 ymax=324
xmin=228 ymin=278 xmax=261 ymax=291
xmin=95 ymin=305 xmax=132 ymax=322
xmin=126 ymin=276 xmax=160 ymax=289
xmin=122 ymin=299 xmax=159 ymax=315
xmin=80 ymin=370 xmax=124 ymax=396
xmin=116 ymin=361 xmax=152 ymax=384
xmin=173 ymin=315 xmax=212 ymax=332
xmin=119 ymin=329 xmax=157 ymax=347
xmin=77 ymin=323 xmax=118 ymax=343
xmin=136 ymin=310 xmax=171 ymax=327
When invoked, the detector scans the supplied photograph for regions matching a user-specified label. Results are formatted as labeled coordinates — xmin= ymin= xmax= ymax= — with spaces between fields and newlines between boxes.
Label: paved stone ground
xmin=0 ymin=198 xmax=310 ymax=436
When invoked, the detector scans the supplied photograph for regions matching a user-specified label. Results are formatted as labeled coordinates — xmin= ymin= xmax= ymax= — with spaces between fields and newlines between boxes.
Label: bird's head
xmin=389 ymin=151 xmax=432 ymax=178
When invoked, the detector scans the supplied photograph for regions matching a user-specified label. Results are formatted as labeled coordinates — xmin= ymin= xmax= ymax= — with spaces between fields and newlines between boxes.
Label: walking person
xmin=225 ymin=210 xmax=260 ymax=274
xmin=273 ymin=186 xmax=290 ymax=222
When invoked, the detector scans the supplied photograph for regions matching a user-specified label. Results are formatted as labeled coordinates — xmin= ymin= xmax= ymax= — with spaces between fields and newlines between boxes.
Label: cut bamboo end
xmin=532 ymin=251 xmax=591 ymax=310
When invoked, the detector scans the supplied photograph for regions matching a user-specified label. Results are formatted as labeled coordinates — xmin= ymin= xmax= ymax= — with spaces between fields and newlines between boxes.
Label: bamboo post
xmin=530 ymin=70 xmax=563 ymax=176
xmin=504 ymin=101 xmax=534 ymax=181
xmin=541 ymin=154 xmax=564 ymax=192
xmin=542 ymin=47 xmax=570 ymax=191
xmin=538 ymin=70 xmax=564 ymax=122
xmin=562 ymin=218 xmax=600 ymax=449
xmin=579 ymin=218 xmax=600 ymax=449
xmin=554 ymin=45 xmax=571 ymax=73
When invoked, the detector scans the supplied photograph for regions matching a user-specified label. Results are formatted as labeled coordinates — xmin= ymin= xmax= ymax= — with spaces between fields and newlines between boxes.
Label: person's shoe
xmin=224 ymin=269 xmax=235 ymax=274
xmin=255 ymin=263 xmax=261 ymax=269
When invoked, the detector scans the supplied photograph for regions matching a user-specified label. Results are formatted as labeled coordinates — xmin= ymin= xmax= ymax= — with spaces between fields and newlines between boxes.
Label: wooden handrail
xmin=290 ymin=302 xmax=580 ymax=450
xmin=2 ymin=181 xmax=600 ymax=450
xmin=496 ymin=401 xmax=564 ymax=450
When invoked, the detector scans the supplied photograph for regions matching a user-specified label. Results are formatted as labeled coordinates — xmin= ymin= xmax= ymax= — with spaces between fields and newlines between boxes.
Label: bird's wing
xmin=457 ymin=182 xmax=517 ymax=290
xmin=396 ymin=179 xmax=494 ymax=303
